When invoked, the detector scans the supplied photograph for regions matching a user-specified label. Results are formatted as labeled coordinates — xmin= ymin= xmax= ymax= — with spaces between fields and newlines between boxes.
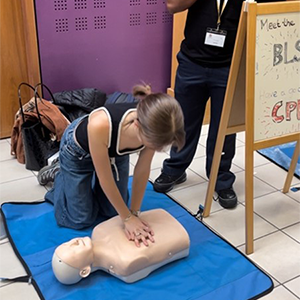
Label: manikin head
xmin=52 ymin=237 xmax=94 ymax=285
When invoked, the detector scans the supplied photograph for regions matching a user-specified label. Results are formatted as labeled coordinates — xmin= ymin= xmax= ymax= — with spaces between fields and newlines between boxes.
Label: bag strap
xmin=18 ymin=82 xmax=56 ymax=132
xmin=17 ymin=82 xmax=41 ymax=123
xmin=34 ymin=83 xmax=56 ymax=104
xmin=34 ymin=83 xmax=56 ymax=138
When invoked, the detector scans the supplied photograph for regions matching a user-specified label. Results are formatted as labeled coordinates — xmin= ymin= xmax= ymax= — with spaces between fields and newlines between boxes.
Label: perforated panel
xmin=94 ymin=15 xmax=106 ymax=29
xmin=162 ymin=11 xmax=172 ymax=24
xmin=146 ymin=0 xmax=157 ymax=5
xmin=55 ymin=18 xmax=69 ymax=32
xmin=146 ymin=12 xmax=157 ymax=25
xmin=35 ymin=0 xmax=173 ymax=94
xmin=54 ymin=0 xmax=67 ymax=11
xmin=94 ymin=0 xmax=106 ymax=8
xmin=75 ymin=0 xmax=87 ymax=10
xmin=129 ymin=0 xmax=141 ymax=6
xmin=129 ymin=13 xmax=141 ymax=26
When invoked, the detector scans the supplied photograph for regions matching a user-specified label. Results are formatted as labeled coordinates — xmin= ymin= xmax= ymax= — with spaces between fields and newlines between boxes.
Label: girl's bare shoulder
xmin=88 ymin=109 xmax=110 ymax=144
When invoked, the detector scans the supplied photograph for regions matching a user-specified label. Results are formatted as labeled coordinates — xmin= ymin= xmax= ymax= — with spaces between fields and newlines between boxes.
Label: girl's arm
xmin=88 ymin=113 xmax=130 ymax=221
xmin=130 ymin=147 xmax=155 ymax=214
xmin=88 ymin=112 xmax=153 ymax=247
xmin=167 ymin=0 xmax=198 ymax=14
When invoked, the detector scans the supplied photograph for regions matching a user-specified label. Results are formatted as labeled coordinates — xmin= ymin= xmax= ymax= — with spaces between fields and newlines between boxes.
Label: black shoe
xmin=153 ymin=171 xmax=187 ymax=193
xmin=217 ymin=188 xmax=238 ymax=209
xmin=37 ymin=158 xmax=60 ymax=186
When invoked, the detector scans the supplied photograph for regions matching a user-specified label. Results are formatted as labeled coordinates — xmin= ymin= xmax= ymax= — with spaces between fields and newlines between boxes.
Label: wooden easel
xmin=203 ymin=1 xmax=300 ymax=255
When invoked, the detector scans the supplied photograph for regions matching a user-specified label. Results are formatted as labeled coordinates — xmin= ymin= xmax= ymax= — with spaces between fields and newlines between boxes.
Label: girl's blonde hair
xmin=133 ymin=85 xmax=185 ymax=152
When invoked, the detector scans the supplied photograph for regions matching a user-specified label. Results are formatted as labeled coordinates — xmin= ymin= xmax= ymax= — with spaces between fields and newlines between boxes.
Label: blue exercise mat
xmin=1 ymin=179 xmax=273 ymax=300
xmin=257 ymin=142 xmax=300 ymax=179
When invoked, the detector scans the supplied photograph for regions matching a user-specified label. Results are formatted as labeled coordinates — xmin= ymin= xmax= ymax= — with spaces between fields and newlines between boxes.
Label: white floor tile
xmin=0 ymin=282 xmax=39 ymax=300
xmin=0 ymin=242 xmax=27 ymax=281
xmin=285 ymin=185 xmax=300 ymax=203
xmin=234 ymin=171 xmax=277 ymax=203
xmin=201 ymin=124 xmax=209 ymax=135
xmin=283 ymin=223 xmax=300 ymax=242
xmin=131 ymin=151 xmax=170 ymax=171
xmin=0 ymin=160 xmax=34 ymax=184
xmin=0 ymin=141 xmax=14 ymax=162
xmin=284 ymin=277 xmax=300 ymax=298
xmin=149 ymin=151 xmax=170 ymax=170
xmin=0 ymin=177 xmax=46 ymax=204
xmin=262 ymin=286 xmax=299 ymax=300
xmin=189 ymin=156 xmax=243 ymax=183
xmin=199 ymin=135 xmax=207 ymax=147
xmin=253 ymin=192 xmax=300 ymax=229
xmin=271 ymin=277 xmax=280 ymax=288
xmin=240 ymin=231 xmax=300 ymax=284
xmin=169 ymin=182 xmax=222 ymax=215
xmin=236 ymin=131 xmax=245 ymax=143
xmin=233 ymin=146 xmax=273 ymax=170
xmin=204 ymin=205 xmax=277 ymax=247
xmin=193 ymin=143 xmax=206 ymax=159
xmin=129 ymin=153 xmax=139 ymax=165
xmin=254 ymin=163 xmax=300 ymax=190
xmin=235 ymin=139 xmax=245 ymax=148
xmin=129 ymin=162 xmax=134 ymax=176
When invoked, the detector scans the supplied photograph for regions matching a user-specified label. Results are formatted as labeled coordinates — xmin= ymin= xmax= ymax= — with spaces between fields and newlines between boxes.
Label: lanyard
xmin=216 ymin=0 xmax=228 ymax=29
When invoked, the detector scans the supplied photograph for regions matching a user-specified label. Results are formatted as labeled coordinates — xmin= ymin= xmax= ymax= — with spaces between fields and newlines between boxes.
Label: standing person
xmin=38 ymin=85 xmax=185 ymax=247
xmin=154 ymin=0 xmax=281 ymax=208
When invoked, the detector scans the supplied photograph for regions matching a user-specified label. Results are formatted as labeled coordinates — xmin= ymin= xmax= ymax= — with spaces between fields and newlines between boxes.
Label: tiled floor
xmin=0 ymin=125 xmax=299 ymax=299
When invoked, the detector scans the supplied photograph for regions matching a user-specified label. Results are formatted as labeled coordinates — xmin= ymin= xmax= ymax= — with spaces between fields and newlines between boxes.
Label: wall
xmin=35 ymin=0 xmax=173 ymax=94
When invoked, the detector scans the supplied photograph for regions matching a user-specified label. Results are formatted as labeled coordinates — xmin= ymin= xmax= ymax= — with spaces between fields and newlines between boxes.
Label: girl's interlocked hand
xmin=124 ymin=215 xmax=155 ymax=247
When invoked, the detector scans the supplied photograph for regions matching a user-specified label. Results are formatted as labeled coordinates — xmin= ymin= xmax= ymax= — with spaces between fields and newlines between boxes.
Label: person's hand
xmin=124 ymin=215 xmax=155 ymax=247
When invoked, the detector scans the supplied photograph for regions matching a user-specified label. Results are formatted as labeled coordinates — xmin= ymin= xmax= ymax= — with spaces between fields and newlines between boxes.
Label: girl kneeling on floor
xmin=43 ymin=85 xmax=185 ymax=247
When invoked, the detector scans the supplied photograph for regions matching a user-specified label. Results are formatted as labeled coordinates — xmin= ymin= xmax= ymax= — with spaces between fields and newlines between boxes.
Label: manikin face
xmin=55 ymin=237 xmax=93 ymax=269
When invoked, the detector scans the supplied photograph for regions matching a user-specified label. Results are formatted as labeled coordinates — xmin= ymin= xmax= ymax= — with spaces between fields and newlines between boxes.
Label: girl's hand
xmin=124 ymin=215 xmax=155 ymax=247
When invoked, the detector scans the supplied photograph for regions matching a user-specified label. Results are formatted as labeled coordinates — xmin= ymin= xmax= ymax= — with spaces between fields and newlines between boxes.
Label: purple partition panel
xmin=34 ymin=0 xmax=173 ymax=94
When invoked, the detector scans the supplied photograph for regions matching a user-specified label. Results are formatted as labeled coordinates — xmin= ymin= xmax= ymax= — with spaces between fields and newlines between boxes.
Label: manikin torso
xmin=90 ymin=209 xmax=190 ymax=278
xmin=53 ymin=209 xmax=190 ymax=284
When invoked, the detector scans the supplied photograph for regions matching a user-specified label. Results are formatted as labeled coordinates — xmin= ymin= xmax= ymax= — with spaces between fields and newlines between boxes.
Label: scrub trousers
xmin=162 ymin=51 xmax=236 ymax=192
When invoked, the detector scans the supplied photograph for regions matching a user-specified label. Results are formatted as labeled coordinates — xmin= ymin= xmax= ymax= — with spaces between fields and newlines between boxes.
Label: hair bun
xmin=132 ymin=83 xmax=151 ymax=99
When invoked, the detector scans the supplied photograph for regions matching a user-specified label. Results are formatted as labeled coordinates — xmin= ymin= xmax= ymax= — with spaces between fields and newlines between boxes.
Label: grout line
xmin=240 ymin=201 xmax=300 ymax=245
xmin=281 ymin=283 xmax=300 ymax=300
xmin=187 ymin=168 xmax=208 ymax=182
xmin=0 ymin=281 xmax=15 ymax=289
xmin=0 ymin=175 xmax=39 ymax=186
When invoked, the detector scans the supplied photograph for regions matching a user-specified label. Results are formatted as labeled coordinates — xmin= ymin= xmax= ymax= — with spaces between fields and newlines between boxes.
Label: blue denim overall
xmin=45 ymin=115 xmax=129 ymax=229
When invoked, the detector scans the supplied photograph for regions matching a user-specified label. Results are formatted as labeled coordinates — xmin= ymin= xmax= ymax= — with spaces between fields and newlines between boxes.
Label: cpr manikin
xmin=52 ymin=209 xmax=190 ymax=284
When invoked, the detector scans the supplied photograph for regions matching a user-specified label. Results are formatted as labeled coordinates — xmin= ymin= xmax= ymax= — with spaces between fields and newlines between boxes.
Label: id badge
xmin=204 ymin=28 xmax=227 ymax=48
